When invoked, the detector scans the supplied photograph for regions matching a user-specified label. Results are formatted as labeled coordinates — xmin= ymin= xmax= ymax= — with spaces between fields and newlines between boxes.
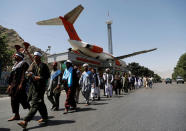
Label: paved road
xmin=0 ymin=83 xmax=186 ymax=131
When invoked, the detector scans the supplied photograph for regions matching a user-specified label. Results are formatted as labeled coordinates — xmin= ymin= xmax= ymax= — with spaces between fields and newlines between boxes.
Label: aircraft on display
xmin=36 ymin=5 xmax=157 ymax=67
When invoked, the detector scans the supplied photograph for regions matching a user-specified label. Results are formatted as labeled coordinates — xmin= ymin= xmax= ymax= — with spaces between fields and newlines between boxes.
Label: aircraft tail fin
xmin=36 ymin=5 xmax=84 ymax=41
xmin=64 ymin=5 xmax=84 ymax=24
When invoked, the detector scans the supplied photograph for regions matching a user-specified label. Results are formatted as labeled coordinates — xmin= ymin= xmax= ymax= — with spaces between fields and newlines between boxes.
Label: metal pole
xmin=106 ymin=20 xmax=113 ymax=55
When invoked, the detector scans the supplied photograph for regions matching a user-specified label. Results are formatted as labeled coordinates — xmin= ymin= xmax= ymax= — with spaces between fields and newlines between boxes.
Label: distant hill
xmin=0 ymin=25 xmax=47 ymax=64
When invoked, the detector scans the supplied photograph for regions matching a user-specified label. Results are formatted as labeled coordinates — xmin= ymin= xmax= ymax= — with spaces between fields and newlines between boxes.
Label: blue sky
xmin=1 ymin=0 xmax=186 ymax=78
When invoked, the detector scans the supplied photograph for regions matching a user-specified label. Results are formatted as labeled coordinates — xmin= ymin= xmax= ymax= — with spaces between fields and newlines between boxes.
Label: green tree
xmin=153 ymin=74 xmax=161 ymax=82
xmin=127 ymin=62 xmax=161 ymax=82
xmin=0 ymin=34 xmax=14 ymax=76
xmin=172 ymin=53 xmax=186 ymax=81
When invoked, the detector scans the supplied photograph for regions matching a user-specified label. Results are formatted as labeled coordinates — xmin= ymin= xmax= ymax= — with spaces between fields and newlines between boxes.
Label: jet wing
xmin=114 ymin=48 xmax=157 ymax=60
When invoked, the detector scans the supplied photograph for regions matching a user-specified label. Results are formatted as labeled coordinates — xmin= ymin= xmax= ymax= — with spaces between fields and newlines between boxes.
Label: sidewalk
xmin=0 ymin=94 xmax=8 ymax=98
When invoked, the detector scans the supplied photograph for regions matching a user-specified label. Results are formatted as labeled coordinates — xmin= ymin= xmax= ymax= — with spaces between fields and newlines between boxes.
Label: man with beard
xmin=7 ymin=52 xmax=30 ymax=121
xmin=17 ymin=51 xmax=50 ymax=129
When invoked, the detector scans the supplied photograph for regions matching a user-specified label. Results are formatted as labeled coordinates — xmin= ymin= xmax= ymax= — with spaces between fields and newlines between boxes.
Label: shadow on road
xmin=91 ymin=102 xmax=108 ymax=105
xmin=25 ymin=120 xmax=75 ymax=130
xmin=31 ymin=116 xmax=54 ymax=121
xmin=98 ymin=98 xmax=112 ymax=101
xmin=113 ymin=95 xmax=124 ymax=98
xmin=0 ymin=128 xmax=10 ymax=131
xmin=75 ymin=107 xmax=96 ymax=112
xmin=57 ymin=108 xmax=65 ymax=111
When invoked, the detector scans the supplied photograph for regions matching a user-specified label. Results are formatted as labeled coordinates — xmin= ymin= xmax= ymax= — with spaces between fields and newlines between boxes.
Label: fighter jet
xmin=36 ymin=5 xmax=157 ymax=67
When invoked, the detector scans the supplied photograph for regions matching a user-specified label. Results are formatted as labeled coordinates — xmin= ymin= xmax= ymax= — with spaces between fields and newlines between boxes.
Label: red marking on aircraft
xmin=59 ymin=16 xmax=81 ymax=41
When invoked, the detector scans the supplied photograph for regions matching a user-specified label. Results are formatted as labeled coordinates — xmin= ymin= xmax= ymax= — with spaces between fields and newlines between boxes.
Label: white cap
xmin=106 ymin=68 xmax=110 ymax=71
xmin=65 ymin=60 xmax=72 ymax=63
xmin=83 ymin=63 xmax=89 ymax=67
xmin=15 ymin=52 xmax=24 ymax=59
xmin=34 ymin=51 xmax=42 ymax=57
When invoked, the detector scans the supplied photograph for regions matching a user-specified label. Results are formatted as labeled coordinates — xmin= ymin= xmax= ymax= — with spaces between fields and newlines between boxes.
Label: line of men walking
xmin=6 ymin=51 xmax=153 ymax=129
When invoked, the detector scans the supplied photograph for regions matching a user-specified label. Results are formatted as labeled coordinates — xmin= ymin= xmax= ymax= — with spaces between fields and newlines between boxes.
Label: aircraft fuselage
xmin=68 ymin=40 xmax=113 ymax=60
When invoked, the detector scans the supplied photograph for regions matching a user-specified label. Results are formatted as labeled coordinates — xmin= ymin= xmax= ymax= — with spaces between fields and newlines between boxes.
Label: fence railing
xmin=0 ymin=79 xmax=8 ymax=94
xmin=0 ymin=78 xmax=8 ymax=86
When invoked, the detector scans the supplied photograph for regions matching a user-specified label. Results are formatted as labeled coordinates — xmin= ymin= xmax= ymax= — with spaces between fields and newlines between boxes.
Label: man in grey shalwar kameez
xmin=79 ymin=63 xmax=93 ymax=105
xmin=47 ymin=62 xmax=61 ymax=111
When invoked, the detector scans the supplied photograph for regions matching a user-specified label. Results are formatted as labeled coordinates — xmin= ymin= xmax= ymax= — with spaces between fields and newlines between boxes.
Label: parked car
xmin=165 ymin=78 xmax=172 ymax=84
xmin=176 ymin=76 xmax=184 ymax=84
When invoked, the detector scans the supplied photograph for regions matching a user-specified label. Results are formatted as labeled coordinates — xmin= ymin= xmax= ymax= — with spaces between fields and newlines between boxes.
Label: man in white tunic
xmin=79 ymin=63 xmax=93 ymax=105
xmin=103 ymin=68 xmax=113 ymax=98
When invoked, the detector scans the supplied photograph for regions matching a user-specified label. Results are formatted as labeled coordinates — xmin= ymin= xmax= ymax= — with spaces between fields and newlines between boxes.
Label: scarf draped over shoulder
xmin=62 ymin=67 xmax=73 ymax=87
